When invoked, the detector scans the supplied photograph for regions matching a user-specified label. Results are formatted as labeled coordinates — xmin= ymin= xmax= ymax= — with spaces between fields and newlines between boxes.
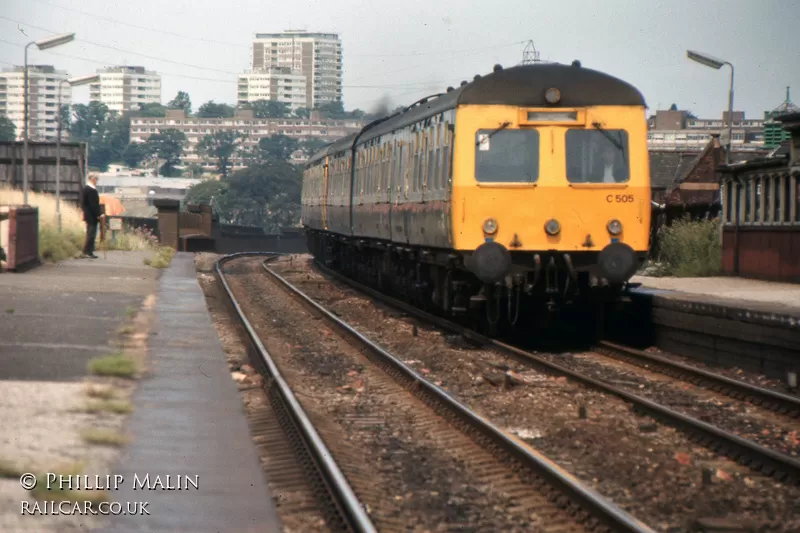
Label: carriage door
xmin=322 ymin=160 xmax=330 ymax=230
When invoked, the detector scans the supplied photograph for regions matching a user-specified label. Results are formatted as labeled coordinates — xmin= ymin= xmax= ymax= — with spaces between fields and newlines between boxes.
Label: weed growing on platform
xmin=84 ymin=383 xmax=117 ymax=400
xmin=0 ymin=187 xmax=155 ymax=263
xmin=0 ymin=458 xmax=24 ymax=478
xmin=144 ymin=246 xmax=175 ymax=269
xmin=84 ymin=400 xmax=133 ymax=414
xmin=80 ymin=428 xmax=129 ymax=447
xmin=656 ymin=216 xmax=722 ymax=277
xmin=88 ymin=354 xmax=137 ymax=378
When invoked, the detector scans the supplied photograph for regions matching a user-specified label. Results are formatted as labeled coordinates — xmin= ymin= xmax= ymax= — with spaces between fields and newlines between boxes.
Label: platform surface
xmin=109 ymin=253 xmax=281 ymax=532
xmin=0 ymin=251 xmax=159 ymax=380
xmin=631 ymin=274 xmax=800 ymax=320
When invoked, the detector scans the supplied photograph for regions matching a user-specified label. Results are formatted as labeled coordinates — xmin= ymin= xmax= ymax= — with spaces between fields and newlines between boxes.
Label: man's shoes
xmin=82 ymin=253 xmax=98 ymax=259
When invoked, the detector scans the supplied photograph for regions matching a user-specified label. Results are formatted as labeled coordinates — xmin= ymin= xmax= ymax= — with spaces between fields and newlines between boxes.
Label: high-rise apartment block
xmin=250 ymin=30 xmax=342 ymax=109
xmin=0 ymin=65 xmax=69 ymax=141
xmin=237 ymin=67 xmax=307 ymax=110
xmin=89 ymin=66 xmax=161 ymax=114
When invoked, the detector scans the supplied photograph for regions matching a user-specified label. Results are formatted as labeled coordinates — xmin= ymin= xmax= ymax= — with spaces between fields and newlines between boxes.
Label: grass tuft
xmin=84 ymin=400 xmax=133 ymax=414
xmin=144 ymin=246 xmax=175 ymax=269
xmin=654 ymin=216 xmax=722 ymax=277
xmin=88 ymin=354 xmax=137 ymax=378
xmin=81 ymin=428 xmax=129 ymax=447
xmin=84 ymin=383 xmax=116 ymax=400
xmin=0 ymin=458 xmax=24 ymax=478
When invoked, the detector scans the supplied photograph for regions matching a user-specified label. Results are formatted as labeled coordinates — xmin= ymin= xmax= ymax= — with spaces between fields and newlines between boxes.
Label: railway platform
xmin=622 ymin=275 xmax=800 ymax=382
xmin=631 ymin=275 xmax=800 ymax=321
xmin=109 ymin=252 xmax=281 ymax=532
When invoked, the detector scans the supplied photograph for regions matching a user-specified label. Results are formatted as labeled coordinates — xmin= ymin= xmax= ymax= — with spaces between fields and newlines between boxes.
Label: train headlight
xmin=545 ymin=87 xmax=561 ymax=104
xmin=607 ymin=219 xmax=623 ymax=236
xmin=482 ymin=217 xmax=498 ymax=235
xmin=544 ymin=219 xmax=561 ymax=236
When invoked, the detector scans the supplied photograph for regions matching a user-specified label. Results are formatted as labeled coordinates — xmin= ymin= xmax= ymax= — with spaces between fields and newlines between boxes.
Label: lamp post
xmin=23 ymin=32 xmax=75 ymax=205
xmin=57 ymin=73 xmax=99 ymax=232
xmin=686 ymin=50 xmax=734 ymax=164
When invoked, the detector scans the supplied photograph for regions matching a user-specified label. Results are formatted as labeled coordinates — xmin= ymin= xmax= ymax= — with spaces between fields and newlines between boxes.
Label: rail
xmin=595 ymin=341 xmax=800 ymax=418
xmin=311 ymin=260 xmax=800 ymax=486
xmin=262 ymin=258 xmax=656 ymax=533
xmin=215 ymin=252 xmax=378 ymax=533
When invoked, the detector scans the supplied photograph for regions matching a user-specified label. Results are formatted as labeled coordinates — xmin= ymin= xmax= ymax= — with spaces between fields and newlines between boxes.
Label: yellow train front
xmin=302 ymin=61 xmax=650 ymax=333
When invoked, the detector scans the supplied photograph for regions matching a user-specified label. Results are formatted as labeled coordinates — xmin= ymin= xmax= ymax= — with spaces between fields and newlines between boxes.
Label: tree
xmin=0 ymin=115 xmax=16 ymax=141
xmin=121 ymin=142 xmax=147 ymax=168
xmin=135 ymin=103 xmax=168 ymax=117
xmin=69 ymin=104 xmax=130 ymax=171
xmin=224 ymin=160 xmax=303 ymax=230
xmin=58 ymin=104 xmax=71 ymax=136
xmin=669 ymin=103 xmax=678 ymax=111
xmin=315 ymin=100 xmax=345 ymax=119
xmin=185 ymin=178 xmax=227 ymax=205
xmin=256 ymin=134 xmax=299 ymax=162
xmin=143 ymin=128 xmax=186 ymax=176
xmin=196 ymin=100 xmax=235 ymax=118
xmin=244 ymin=99 xmax=290 ymax=118
xmin=299 ymin=137 xmax=328 ymax=158
xmin=197 ymin=130 xmax=244 ymax=178
xmin=184 ymin=162 xmax=205 ymax=179
xmin=294 ymin=107 xmax=310 ymax=119
xmin=69 ymin=102 xmax=109 ymax=141
xmin=167 ymin=91 xmax=192 ymax=115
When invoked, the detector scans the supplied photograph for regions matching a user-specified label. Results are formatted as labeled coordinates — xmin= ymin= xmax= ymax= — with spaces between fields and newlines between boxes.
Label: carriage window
xmin=475 ymin=129 xmax=539 ymax=183
xmin=566 ymin=129 xmax=630 ymax=183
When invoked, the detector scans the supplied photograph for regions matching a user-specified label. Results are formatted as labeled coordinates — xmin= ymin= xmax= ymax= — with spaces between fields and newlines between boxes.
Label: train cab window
xmin=566 ymin=129 xmax=630 ymax=183
xmin=474 ymin=129 xmax=539 ymax=183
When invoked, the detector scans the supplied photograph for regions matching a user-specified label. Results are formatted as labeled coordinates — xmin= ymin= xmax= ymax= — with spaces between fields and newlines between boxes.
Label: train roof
xmin=306 ymin=132 xmax=358 ymax=166
xmin=305 ymin=61 xmax=646 ymax=161
xmin=357 ymin=62 xmax=646 ymax=144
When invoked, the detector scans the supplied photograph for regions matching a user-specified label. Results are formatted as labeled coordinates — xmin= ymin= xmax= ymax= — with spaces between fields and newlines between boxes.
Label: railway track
xmin=308 ymin=258 xmax=800 ymax=486
xmin=216 ymin=253 xmax=376 ymax=533
xmin=594 ymin=341 xmax=800 ymax=418
xmin=218 ymin=252 xmax=655 ymax=533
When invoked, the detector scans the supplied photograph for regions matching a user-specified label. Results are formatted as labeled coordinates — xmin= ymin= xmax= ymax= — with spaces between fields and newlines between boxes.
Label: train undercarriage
xmin=306 ymin=230 xmax=645 ymax=340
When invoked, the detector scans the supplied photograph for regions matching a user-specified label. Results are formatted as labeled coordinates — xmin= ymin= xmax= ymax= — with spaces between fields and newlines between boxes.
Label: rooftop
xmin=97 ymin=175 xmax=202 ymax=189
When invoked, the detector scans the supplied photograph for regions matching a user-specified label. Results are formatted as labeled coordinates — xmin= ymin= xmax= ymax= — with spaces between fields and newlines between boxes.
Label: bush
xmin=656 ymin=216 xmax=722 ymax=277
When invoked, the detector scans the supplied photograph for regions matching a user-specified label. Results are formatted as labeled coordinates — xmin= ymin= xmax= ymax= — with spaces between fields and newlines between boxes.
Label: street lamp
xmin=57 ymin=73 xmax=99 ymax=232
xmin=686 ymin=49 xmax=734 ymax=164
xmin=23 ymin=32 xmax=75 ymax=205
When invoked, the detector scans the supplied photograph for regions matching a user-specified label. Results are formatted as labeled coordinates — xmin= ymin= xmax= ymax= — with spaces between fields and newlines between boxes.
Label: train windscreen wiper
xmin=476 ymin=121 xmax=511 ymax=146
xmin=592 ymin=122 xmax=628 ymax=167
xmin=592 ymin=122 xmax=623 ymax=151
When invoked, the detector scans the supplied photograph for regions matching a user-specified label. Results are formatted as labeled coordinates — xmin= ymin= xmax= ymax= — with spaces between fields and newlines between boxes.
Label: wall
xmin=0 ymin=141 xmax=88 ymax=203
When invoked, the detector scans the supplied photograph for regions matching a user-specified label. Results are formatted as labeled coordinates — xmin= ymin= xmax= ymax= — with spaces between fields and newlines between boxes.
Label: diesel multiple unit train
xmin=301 ymin=61 xmax=650 ymax=333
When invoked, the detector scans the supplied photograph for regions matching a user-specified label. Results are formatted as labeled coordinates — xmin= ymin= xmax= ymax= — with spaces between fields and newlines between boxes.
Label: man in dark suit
xmin=81 ymin=173 xmax=103 ymax=259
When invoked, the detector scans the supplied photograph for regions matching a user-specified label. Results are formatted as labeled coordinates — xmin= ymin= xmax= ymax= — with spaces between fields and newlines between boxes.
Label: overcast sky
xmin=2 ymin=0 xmax=798 ymax=119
